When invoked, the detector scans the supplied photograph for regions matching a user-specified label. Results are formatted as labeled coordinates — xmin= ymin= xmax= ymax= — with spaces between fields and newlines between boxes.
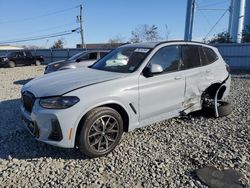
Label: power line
xmin=195 ymin=1 xmax=219 ymax=35
xmin=0 ymin=28 xmax=79 ymax=44
xmin=203 ymin=9 xmax=229 ymax=41
xmin=0 ymin=5 xmax=80 ymax=24
xmin=7 ymin=22 xmax=78 ymax=38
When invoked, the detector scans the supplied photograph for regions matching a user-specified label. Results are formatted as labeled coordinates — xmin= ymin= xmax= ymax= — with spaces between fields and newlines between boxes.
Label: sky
xmin=0 ymin=0 xmax=230 ymax=48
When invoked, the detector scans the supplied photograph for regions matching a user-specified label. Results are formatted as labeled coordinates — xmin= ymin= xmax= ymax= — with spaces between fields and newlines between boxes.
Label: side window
xmin=18 ymin=52 xmax=24 ymax=57
xmin=79 ymin=53 xmax=89 ymax=60
xmin=198 ymin=47 xmax=209 ymax=66
xmin=203 ymin=47 xmax=218 ymax=64
xmin=25 ymin=51 xmax=32 ymax=57
xmin=148 ymin=45 xmax=181 ymax=73
xmin=181 ymin=45 xmax=201 ymax=69
xmin=89 ymin=52 xmax=97 ymax=60
xmin=100 ymin=52 xmax=108 ymax=58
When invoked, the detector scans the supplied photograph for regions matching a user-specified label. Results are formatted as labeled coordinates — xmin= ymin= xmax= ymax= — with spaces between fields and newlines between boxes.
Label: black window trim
xmin=202 ymin=46 xmax=219 ymax=66
xmin=180 ymin=44 xmax=203 ymax=70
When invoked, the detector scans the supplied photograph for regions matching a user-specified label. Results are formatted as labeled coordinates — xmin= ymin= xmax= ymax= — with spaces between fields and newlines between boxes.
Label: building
xmin=0 ymin=45 xmax=24 ymax=50
xmin=76 ymin=43 xmax=127 ymax=49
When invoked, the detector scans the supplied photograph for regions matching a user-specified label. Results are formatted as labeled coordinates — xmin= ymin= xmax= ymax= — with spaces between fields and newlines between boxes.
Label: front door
xmin=139 ymin=45 xmax=185 ymax=124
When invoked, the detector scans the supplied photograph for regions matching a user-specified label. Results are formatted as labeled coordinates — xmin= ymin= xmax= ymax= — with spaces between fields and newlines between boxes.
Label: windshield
xmin=91 ymin=47 xmax=151 ymax=73
xmin=68 ymin=52 xmax=86 ymax=61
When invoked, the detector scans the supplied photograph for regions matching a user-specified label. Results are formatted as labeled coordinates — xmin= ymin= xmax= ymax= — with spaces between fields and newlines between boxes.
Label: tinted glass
xmin=68 ymin=52 xmax=85 ymax=61
xmin=198 ymin=47 xmax=209 ymax=66
xmin=100 ymin=52 xmax=108 ymax=57
xmin=7 ymin=52 xmax=18 ymax=58
xmin=181 ymin=45 xmax=201 ymax=69
xmin=24 ymin=51 xmax=32 ymax=57
xmin=148 ymin=45 xmax=181 ymax=73
xmin=203 ymin=47 xmax=218 ymax=63
xmin=91 ymin=47 xmax=150 ymax=73
xmin=89 ymin=53 xmax=97 ymax=60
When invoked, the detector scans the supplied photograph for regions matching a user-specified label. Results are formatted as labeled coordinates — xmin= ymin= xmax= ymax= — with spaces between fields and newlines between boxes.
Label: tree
xmin=207 ymin=31 xmax=231 ymax=44
xmin=130 ymin=24 xmax=162 ymax=43
xmin=108 ymin=35 xmax=125 ymax=44
xmin=51 ymin=39 xmax=64 ymax=49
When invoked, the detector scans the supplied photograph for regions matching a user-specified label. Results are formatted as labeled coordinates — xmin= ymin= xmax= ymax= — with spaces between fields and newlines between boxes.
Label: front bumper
xmin=20 ymin=100 xmax=77 ymax=148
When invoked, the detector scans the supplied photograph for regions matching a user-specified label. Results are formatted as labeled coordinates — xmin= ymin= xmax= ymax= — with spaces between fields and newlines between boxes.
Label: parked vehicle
xmin=21 ymin=41 xmax=231 ymax=158
xmin=0 ymin=51 xmax=44 ymax=68
xmin=44 ymin=50 xmax=110 ymax=74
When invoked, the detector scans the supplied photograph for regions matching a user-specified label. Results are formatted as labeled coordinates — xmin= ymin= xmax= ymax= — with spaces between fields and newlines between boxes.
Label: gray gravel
xmin=0 ymin=66 xmax=249 ymax=187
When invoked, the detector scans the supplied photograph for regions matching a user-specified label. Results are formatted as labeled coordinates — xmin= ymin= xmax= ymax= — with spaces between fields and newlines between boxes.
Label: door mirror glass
xmin=150 ymin=64 xmax=163 ymax=74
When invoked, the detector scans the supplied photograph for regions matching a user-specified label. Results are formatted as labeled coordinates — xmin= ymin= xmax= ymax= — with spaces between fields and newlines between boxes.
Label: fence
xmin=212 ymin=43 xmax=250 ymax=70
xmin=1 ymin=44 xmax=250 ymax=69
xmin=0 ymin=49 xmax=89 ymax=65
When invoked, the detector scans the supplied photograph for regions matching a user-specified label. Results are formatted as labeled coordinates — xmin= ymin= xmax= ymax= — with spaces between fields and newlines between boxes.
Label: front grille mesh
xmin=22 ymin=92 xmax=35 ymax=113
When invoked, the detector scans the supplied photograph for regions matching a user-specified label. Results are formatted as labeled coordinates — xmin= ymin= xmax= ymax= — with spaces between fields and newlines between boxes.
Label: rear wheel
xmin=78 ymin=107 xmax=123 ymax=158
xmin=8 ymin=61 xmax=15 ymax=68
xmin=203 ymin=101 xmax=232 ymax=117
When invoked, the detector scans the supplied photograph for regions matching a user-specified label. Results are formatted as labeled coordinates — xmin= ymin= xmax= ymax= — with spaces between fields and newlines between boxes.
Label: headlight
xmin=40 ymin=96 xmax=80 ymax=109
xmin=53 ymin=63 xmax=60 ymax=68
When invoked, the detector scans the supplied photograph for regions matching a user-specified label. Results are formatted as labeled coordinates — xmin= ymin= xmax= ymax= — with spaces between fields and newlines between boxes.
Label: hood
xmin=22 ymin=68 xmax=126 ymax=97
xmin=48 ymin=60 xmax=67 ymax=66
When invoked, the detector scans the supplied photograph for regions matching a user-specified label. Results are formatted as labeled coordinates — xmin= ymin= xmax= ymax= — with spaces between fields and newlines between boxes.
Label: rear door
xmin=180 ymin=45 xmax=204 ymax=111
xmin=139 ymin=45 xmax=185 ymax=123
xmin=199 ymin=47 xmax=219 ymax=82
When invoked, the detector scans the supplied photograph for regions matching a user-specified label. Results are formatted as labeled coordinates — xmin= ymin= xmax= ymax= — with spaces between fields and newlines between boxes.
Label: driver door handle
xmin=174 ymin=76 xmax=182 ymax=80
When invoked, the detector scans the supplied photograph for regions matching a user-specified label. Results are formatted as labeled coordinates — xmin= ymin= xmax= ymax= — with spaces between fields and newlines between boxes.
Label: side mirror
xmin=143 ymin=64 xmax=163 ymax=77
xmin=150 ymin=64 xmax=163 ymax=74
xmin=76 ymin=59 xmax=81 ymax=63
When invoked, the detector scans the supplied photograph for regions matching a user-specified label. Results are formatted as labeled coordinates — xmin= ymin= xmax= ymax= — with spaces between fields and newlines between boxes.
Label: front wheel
xmin=78 ymin=107 xmax=123 ymax=158
xmin=35 ymin=60 xmax=41 ymax=66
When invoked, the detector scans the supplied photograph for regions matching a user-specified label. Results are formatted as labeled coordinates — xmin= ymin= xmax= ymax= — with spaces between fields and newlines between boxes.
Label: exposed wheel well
xmin=75 ymin=103 xmax=129 ymax=147
xmin=202 ymin=83 xmax=226 ymax=100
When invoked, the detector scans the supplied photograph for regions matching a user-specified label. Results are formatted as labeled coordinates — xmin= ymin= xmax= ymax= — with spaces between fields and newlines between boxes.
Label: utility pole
xmin=79 ymin=4 xmax=86 ymax=48
xmin=184 ymin=0 xmax=196 ymax=41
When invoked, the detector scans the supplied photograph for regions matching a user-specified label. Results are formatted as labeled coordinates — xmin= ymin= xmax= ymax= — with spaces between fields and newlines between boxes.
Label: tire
xmin=35 ymin=60 xmax=41 ymax=66
xmin=78 ymin=107 xmax=123 ymax=158
xmin=8 ymin=61 xmax=15 ymax=68
xmin=203 ymin=101 xmax=232 ymax=117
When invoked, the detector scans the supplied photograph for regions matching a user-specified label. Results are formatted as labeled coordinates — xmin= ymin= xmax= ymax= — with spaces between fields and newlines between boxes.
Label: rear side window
xmin=203 ymin=47 xmax=218 ymax=64
xmin=198 ymin=47 xmax=209 ymax=66
xmin=148 ymin=45 xmax=181 ymax=73
xmin=181 ymin=45 xmax=201 ymax=69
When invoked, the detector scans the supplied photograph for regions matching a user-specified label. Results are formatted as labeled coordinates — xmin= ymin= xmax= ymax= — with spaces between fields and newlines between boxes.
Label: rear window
xmin=203 ymin=47 xmax=218 ymax=64
xmin=181 ymin=45 xmax=201 ymax=69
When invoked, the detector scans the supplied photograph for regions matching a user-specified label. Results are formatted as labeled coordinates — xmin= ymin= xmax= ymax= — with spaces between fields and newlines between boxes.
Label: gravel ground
xmin=0 ymin=66 xmax=249 ymax=187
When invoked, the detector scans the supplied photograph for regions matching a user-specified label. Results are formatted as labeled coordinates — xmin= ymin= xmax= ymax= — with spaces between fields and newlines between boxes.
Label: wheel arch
xmin=74 ymin=102 xmax=130 ymax=147
xmin=202 ymin=82 xmax=227 ymax=100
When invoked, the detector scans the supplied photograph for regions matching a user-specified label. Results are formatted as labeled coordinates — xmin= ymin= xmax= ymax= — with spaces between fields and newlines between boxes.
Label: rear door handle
xmin=206 ymin=70 xmax=211 ymax=73
xmin=175 ymin=76 xmax=182 ymax=80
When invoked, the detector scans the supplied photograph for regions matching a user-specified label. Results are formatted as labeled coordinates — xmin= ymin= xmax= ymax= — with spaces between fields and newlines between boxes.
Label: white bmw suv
xmin=21 ymin=41 xmax=231 ymax=158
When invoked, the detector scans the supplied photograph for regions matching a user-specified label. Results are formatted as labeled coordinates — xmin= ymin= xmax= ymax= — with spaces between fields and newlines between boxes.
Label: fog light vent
xmin=48 ymin=119 xmax=63 ymax=141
